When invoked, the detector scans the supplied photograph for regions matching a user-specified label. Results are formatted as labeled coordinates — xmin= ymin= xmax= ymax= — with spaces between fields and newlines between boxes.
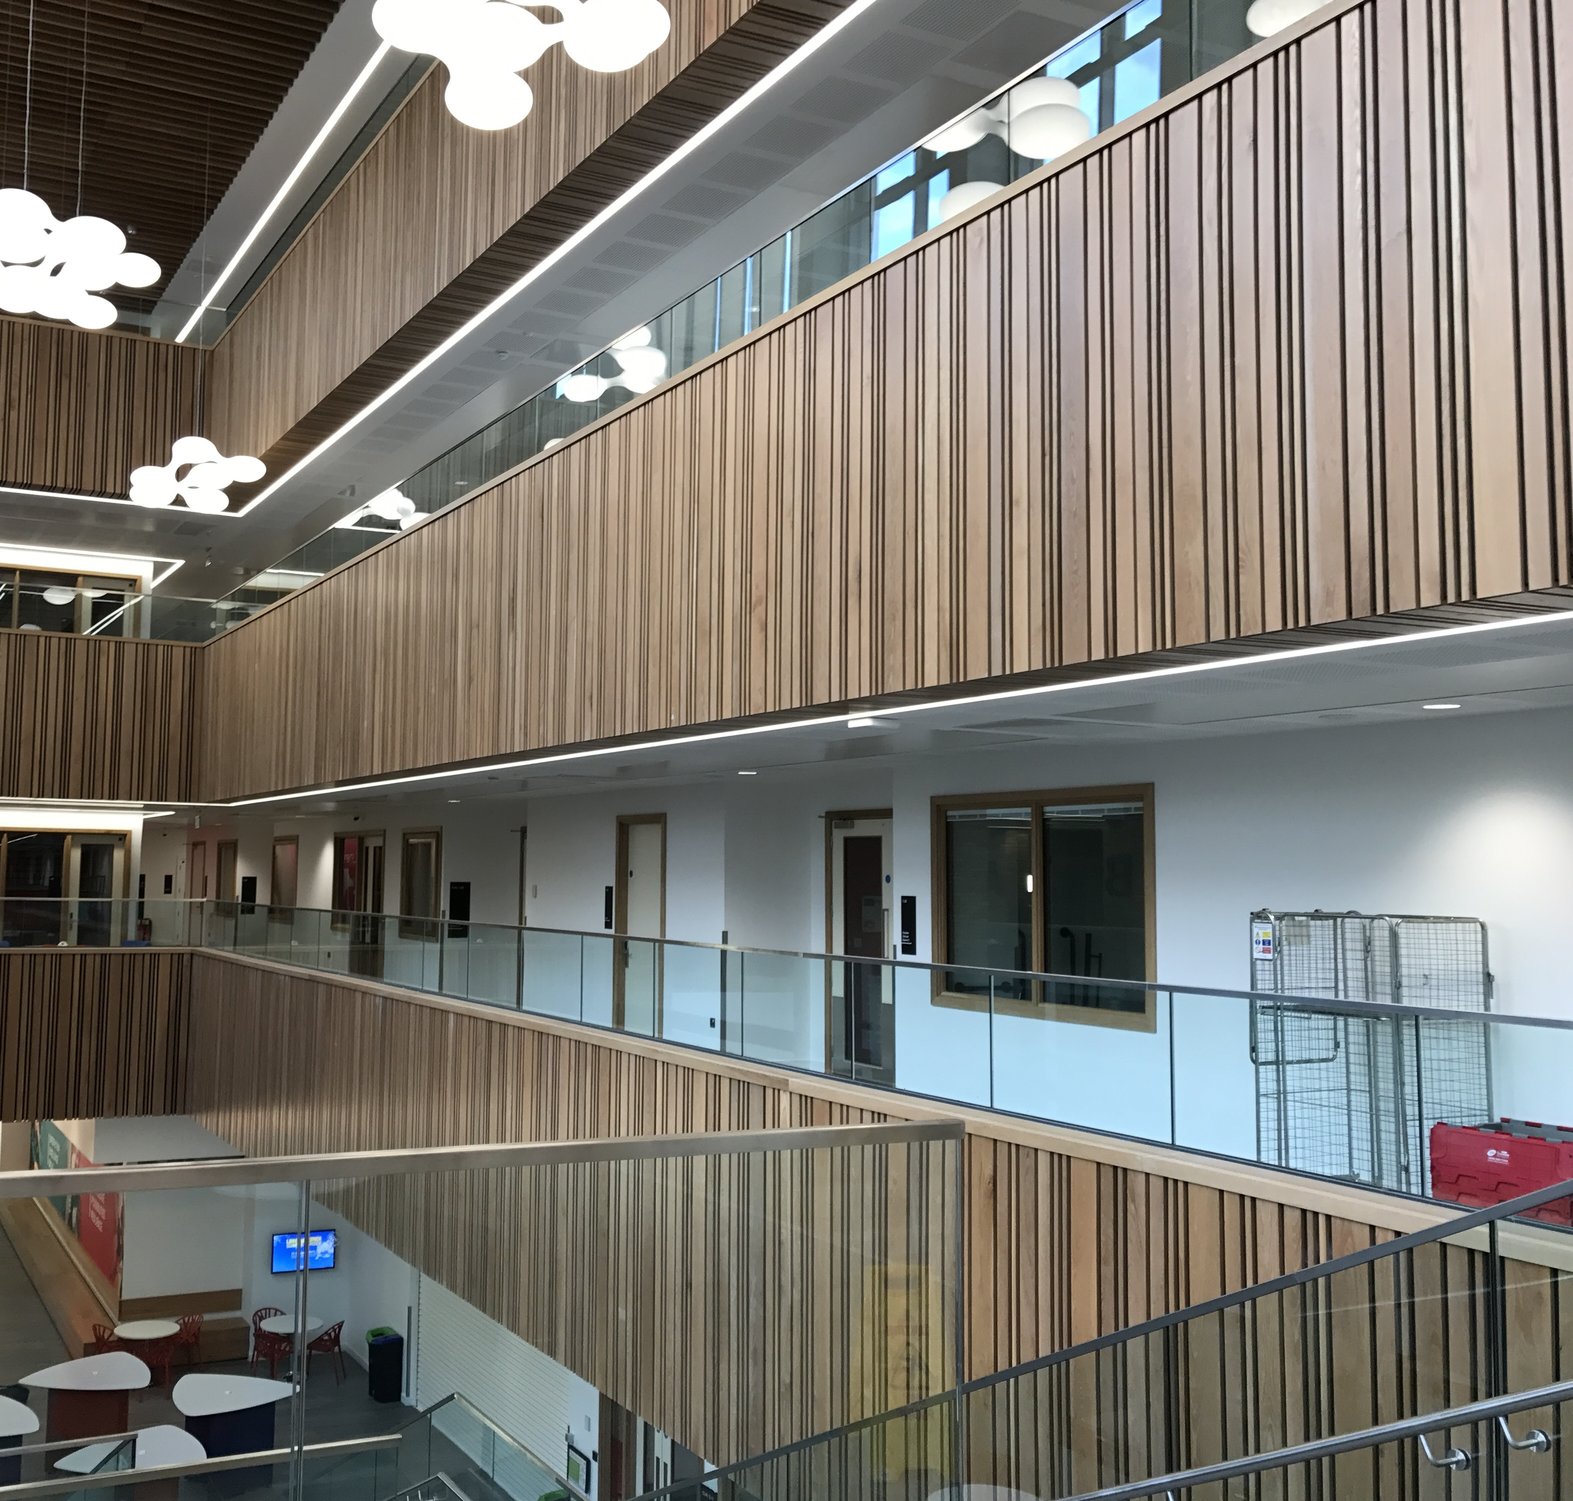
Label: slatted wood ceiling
xmin=0 ymin=0 xmax=342 ymax=298
xmin=0 ymin=317 xmax=200 ymax=494
xmin=0 ymin=949 xmax=188 ymax=1121
xmin=196 ymin=0 xmax=1573 ymax=803
xmin=0 ymin=630 xmax=200 ymax=801
xmin=203 ymin=0 xmax=850 ymax=473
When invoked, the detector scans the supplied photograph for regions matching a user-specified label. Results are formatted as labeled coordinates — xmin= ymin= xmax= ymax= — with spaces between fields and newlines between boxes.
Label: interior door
xmin=69 ymin=835 xmax=126 ymax=947
xmin=614 ymin=816 xmax=665 ymax=1034
xmin=351 ymin=833 xmax=386 ymax=978
xmin=828 ymin=814 xmax=894 ymax=1084
xmin=188 ymin=840 xmax=208 ymax=901
xmin=216 ymin=840 xmax=239 ymax=905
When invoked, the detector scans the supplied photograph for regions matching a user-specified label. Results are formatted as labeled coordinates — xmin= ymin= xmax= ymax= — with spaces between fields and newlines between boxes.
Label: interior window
xmin=937 ymin=790 xmax=1152 ymax=1021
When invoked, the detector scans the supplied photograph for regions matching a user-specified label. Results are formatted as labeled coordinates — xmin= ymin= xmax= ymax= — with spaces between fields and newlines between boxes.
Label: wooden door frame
xmin=215 ymin=839 xmax=239 ymax=904
xmin=613 ymin=814 xmax=667 ymax=1031
xmin=269 ymin=834 xmax=300 ymax=915
xmin=822 ymin=808 xmax=893 ymax=1073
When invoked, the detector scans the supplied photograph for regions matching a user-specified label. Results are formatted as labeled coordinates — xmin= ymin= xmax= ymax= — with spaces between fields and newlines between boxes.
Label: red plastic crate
xmin=1429 ymin=1119 xmax=1573 ymax=1225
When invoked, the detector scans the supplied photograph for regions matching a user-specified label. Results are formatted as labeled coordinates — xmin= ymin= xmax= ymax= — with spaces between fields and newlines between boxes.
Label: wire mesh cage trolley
xmin=1248 ymin=911 xmax=1493 ymax=1194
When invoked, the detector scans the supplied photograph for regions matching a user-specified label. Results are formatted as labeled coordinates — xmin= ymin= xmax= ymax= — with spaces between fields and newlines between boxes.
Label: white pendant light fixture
xmin=336 ymin=486 xmax=428 ymax=530
xmin=928 ymin=76 xmax=1093 ymax=225
xmin=372 ymin=0 xmax=672 ymax=132
xmin=129 ymin=438 xmax=266 ymax=514
xmin=557 ymin=325 xmax=668 ymax=403
xmin=0 ymin=190 xmax=160 ymax=329
xmin=1245 ymin=0 xmax=1326 ymax=37
xmin=0 ymin=4 xmax=160 ymax=329
xmin=39 ymin=584 xmax=107 ymax=606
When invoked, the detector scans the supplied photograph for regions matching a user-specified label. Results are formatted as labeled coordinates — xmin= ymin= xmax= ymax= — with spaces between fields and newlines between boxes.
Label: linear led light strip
xmin=224 ymin=606 xmax=1573 ymax=807
xmin=174 ymin=43 xmax=396 ymax=344
xmin=0 ymin=533 xmax=186 ymax=588
xmin=230 ymin=0 xmax=896 ymax=515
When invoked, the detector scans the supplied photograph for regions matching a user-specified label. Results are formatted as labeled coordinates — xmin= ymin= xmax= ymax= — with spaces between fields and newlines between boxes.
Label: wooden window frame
xmin=930 ymin=784 xmax=1157 ymax=1032
xmin=398 ymin=829 xmax=443 ymax=941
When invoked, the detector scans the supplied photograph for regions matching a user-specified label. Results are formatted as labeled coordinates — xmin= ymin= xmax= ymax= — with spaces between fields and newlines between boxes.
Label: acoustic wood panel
xmin=196 ymin=0 xmax=1573 ymax=804
xmin=179 ymin=954 xmax=1495 ymax=1432
xmin=0 ymin=630 xmax=199 ymax=801
xmin=0 ymin=317 xmax=200 ymax=495
xmin=204 ymin=0 xmax=849 ymax=472
xmin=0 ymin=949 xmax=188 ymax=1122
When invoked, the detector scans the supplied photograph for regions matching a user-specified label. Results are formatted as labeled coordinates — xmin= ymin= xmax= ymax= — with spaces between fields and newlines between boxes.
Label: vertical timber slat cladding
xmin=177 ymin=954 xmax=1532 ymax=1390
xmin=194 ymin=0 xmax=1573 ymax=803
xmin=0 ymin=633 xmax=200 ymax=802
xmin=202 ymin=0 xmax=851 ymax=471
xmin=0 ymin=318 xmax=201 ymax=496
xmin=0 ymin=950 xmax=188 ymax=1121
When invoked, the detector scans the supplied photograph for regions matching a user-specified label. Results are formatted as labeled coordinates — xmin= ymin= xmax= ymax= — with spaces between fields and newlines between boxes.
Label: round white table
xmin=258 ymin=1314 xmax=322 ymax=1338
xmin=55 ymin=1424 xmax=206 ymax=1475
xmin=0 ymin=1395 xmax=39 ymax=1439
xmin=114 ymin=1319 xmax=180 ymax=1342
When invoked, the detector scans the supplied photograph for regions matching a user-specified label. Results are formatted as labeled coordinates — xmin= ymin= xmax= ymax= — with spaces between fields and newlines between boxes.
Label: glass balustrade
xmin=39 ymin=895 xmax=1573 ymax=1220
xmin=0 ymin=1125 xmax=958 ymax=1501
xmin=0 ymin=581 xmax=265 ymax=643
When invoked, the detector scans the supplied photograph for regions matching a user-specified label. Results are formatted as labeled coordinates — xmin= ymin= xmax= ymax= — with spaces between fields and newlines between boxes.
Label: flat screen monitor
xmin=271 ymin=1229 xmax=337 ymax=1274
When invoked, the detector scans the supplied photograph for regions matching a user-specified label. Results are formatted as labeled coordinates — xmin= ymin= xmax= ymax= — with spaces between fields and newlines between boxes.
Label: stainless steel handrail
xmin=197 ymin=902 xmax=1573 ymax=1031
xmin=0 ymin=1432 xmax=402 ymax=1497
xmin=1057 ymin=1380 xmax=1573 ymax=1501
xmin=0 ymin=1119 xmax=962 ymax=1199
xmin=416 ymin=1391 xmax=587 ymax=1501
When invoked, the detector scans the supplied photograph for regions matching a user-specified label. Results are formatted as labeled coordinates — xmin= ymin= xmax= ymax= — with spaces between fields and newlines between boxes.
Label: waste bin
xmin=366 ymin=1328 xmax=404 ymax=1404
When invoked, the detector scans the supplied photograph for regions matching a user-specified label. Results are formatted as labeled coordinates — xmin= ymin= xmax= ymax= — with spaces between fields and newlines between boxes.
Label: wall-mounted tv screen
xmin=271 ymin=1229 xmax=337 ymax=1274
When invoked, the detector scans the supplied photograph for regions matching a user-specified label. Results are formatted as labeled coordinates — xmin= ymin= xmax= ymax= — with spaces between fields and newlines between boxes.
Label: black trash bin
xmin=366 ymin=1327 xmax=404 ymax=1404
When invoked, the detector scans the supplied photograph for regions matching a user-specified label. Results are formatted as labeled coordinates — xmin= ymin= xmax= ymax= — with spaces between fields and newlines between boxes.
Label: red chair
xmin=90 ymin=1323 xmax=125 ymax=1356
xmin=306 ymin=1321 xmax=346 ymax=1384
xmin=250 ymin=1307 xmax=291 ymax=1378
xmin=174 ymin=1313 xmax=204 ymax=1368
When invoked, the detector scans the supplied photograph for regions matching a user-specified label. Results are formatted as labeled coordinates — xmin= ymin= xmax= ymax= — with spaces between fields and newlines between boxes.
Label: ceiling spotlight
xmin=737 ymin=769 xmax=758 ymax=776
xmin=128 ymin=437 xmax=266 ymax=514
xmin=372 ymin=0 xmax=671 ymax=133
xmin=1422 ymin=702 xmax=1462 ymax=711
xmin=557 ymin=326 xmax=669 ymax=404
xmin=1245 ymin=0 xmax=1326 ymax=38
xmin=927 ymin=77 xmax=1093 ymax=225
xmin=0 ymin=188 xmax=160 ymax=329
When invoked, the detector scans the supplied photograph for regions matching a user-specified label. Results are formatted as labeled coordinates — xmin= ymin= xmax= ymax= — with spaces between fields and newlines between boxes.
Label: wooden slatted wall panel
xmin=0 ymin=318 xmax=200 ymax=495
xmin=0 ymin=950 xmax=188 ymax=1121
xmin=204 ymin=0 xmax=847 ymax=469
xmin=179 ymin=958 xmax=1458 ymax=1386
xmin=0 ymin=632 xmax=199 ymax=801
xmin=195 ymin=0 xmax=1573 ymax=804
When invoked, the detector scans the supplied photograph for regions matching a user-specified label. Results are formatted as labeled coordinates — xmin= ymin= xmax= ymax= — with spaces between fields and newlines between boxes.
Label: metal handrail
xmin=618 ymin=1174 xmax=1573 ymax=1501
xmin=411 ymin=1392 xmax=588 ymax=1501
xmin=1057 ymin=1380 xmax=1573 ymax=1500
xmin=0 ymin=1119 xmax=962 ymax=1199
xmin=0 ymin=1432 xmax=401 ymax=1498
xmin=197 ymin=901 xmax=1573 ymax=1032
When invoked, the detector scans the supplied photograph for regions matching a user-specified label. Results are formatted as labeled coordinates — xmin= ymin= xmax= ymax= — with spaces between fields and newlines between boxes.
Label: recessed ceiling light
xmin=447 ymin=798 xmax=461 ymax=803
xmin=737 ymin=769 xmax=758 ymax=776
xmin=1422 ymin=702 xmax=1462 ymax=711
xmin=846 ymin=716 xmax=894 ymax=729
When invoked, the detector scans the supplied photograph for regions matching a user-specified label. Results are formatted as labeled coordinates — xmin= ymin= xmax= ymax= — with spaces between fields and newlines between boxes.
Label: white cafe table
xmin=23 ymin=1353 xmax=150 ymax=1442
xmin=0 ymin=1395 xmax=40 ymax=1485
xmin=173 ymin=1374 xmax=292 ymax=1461
xmin=55 ymin=1423 xmax=206 ymax=1474
xmin=259 ymin=1314 xmax=323 ymax=1339
xmin=114 ymin=1319 xmax=180 ymax=1343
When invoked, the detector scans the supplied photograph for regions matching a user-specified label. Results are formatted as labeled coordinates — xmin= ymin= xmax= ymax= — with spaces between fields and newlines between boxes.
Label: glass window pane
xmin=944 ymin=808 xmax=1032 ymax=998
xmin=1042 ymin=801 xmax=1147 ymax=1011
xmin=1124 ymin=0 xmax=1163 ymax=39
xmin=1112 ymin=38 xmax=1163 ymax=123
